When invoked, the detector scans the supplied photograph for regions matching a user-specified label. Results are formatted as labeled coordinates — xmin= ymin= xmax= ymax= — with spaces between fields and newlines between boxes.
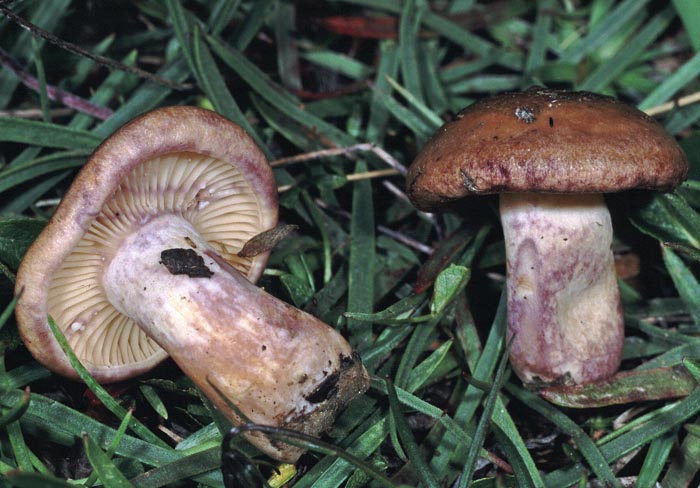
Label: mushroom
xmin=406 ymin=88 xmax=688 ymax=385
xmin=15 ymin=106 xmax=369 ymax=462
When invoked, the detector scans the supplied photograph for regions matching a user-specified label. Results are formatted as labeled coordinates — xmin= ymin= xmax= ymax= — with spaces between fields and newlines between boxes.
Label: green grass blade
xmin=129 ymin=447 xmax=221 ymax=488
xmin=491 ymin=398 xmax=544 ymax=488
xmin=191 ymin=25 xmax=266 ymax=152
xmin=208 ymin=0 xmax=241 ymax=35
xmin=628 ymin=192 xmax=700 ymax=249
xmin=346 ymin=160 xmax=376 ymax=346
xmin=385 ymin=76 xmax=443 ymax=129
xmin=229 ymin=0 xmax=275 ymax=50
xmin=139 ymin=385 xmax=168 ymax=420
xmin=371 ymin=85 xmax=435 ymax=140
xmin=661 ymin=420 xmax=700 ymax=486
xmin=0 ymin=217 xmax=46 ymax=270
xmin=341 ymin=0 xmax=523 ymax=70
xmin=398 ymin=0 xmax=427 ymax=103
xmin=0 ymin=390 xmax=222 ymax=485
xmin=273 ymin=1 xmax=301 ymax=91
xmin=367 ymin=40 xmax=400 ymax=143
xmin=672 ymin=0 xmax=700 ymax=50
xmin=394 ymin=320 xmax=437 ymax=389
xmin=83 ymin=434 xmax=135 ymax=488
xmin=207 ymin=34 xmax=355 ymax=146
xmin=429 ymin=294 xmax=507 ymax=475
xmin=524 ymin=0 xmax=555 ymax=76
xmin=31 ymin=38 xmax=50 ymax=123
xmin=0 ymin=151 xmax=86 ymax=194
xmin=302 ymin=51 xmax=373 ymax=81
xmin=68 ymin=50 xmax=137 ymax=131
xmin=639 ymin=52 xmax=700 ymax=110
xmin=92 ymin=58 xmax=190 ymax=137
xmin=459 ymin=341 xmax=510 ymax=487
xmin=6 ymin=419 xmax=34 ymax=472
xmin=4 ymin=471 xmax=74 ymax=488
xmin=0 ymin=387 xmax=30 ymax=429
xmin=46 ymin=317 xmax=168 ymax=448
xmin=662 ymin=247 xmax=700 ymax=325
xmin=506 ymin=385 xmax=621 ymax=488
xmin=578 ymin=6 xmax=675 ymax=92
xmin=0 ymin=0 xmax=72 ymax=108
xmin=559 ymin=0 xmax=650 ymax=63
xmin=0 ymin=118 xmax=100 ymax=149
xmin=405 ymin=340 xmax=453 ymax=393
xmin=386 ymin=380 xmax=440 ymax=488
xmin=636 ymin=429 xmax=676 ymax=488
xmin=293 ymin=418 xmax=392 ymax=488
xmin=83 ymin=408 xmax=134 ymax=487
xmin=164 ymin=0 xmax=196 ymax=72
xmin=544 ymin=389 xmax=700 ymax=486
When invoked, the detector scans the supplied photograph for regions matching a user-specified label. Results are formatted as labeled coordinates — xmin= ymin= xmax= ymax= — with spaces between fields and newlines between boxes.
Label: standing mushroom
xmin=406 ymin=89 xmax=688 ymax=385
xmin=15 ymin=106 xmax=369 ymax=462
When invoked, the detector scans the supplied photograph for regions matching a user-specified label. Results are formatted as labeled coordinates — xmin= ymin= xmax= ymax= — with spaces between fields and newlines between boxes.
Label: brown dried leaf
xmin=238 ymin=225 xmax=298 ymax=258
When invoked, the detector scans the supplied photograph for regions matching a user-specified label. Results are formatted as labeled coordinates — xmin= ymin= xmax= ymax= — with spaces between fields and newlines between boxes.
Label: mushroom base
xmin=500 ymin=193 xmax=623 ymax=385
xmin=102 ymin=214 xmax=369 ymax=462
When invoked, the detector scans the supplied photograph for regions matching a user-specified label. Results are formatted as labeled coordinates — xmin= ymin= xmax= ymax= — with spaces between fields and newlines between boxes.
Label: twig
xmin=0 ymin=4 xmax=189 ymax=91
xmin=346 ymin=168 xmax=399 ymax=181
xmin=381 ymin=179 xmax=412 ymax=205
xmin=273 ymin=144 xmax=440 ymax=233
xmin=271 ymin=142 xmax=408 ymax=175
xmin=644 ymin=90 xmax=700 ymax=116
xmin=157 ymin=424 xmax=185 ymax=444
xmin=0 ymin=107 xmax=73 ymax=119
xmin=33 ymin=198 xmax=62 ymax=208
xmin=314 ymin=198 xmax=433 ymax=255
xmin=0 ymin=47 xmax=113 ymax=120
xmin=276 ymin=167 xmax=399 ymax=193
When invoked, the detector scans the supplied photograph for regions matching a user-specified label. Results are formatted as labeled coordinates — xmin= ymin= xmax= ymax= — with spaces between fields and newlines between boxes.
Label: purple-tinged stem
xmin=500 ymin=192 xmax=624 ymax=385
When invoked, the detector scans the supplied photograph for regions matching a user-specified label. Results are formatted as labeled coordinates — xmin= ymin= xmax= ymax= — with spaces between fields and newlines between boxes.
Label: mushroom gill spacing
xmin=47 ymin=151 xmax=266 ymax=375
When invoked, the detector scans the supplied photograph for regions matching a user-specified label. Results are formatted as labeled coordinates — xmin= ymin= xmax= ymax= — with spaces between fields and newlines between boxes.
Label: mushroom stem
xmin=499 ymin=192 xmax=624 ymax=385
xmin=102 ymin=214 xmax=369 ymax=462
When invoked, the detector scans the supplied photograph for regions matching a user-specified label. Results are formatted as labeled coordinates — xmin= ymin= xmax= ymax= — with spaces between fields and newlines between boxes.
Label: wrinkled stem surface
xmin=500 ymin=193 xmax=623 ymax=385
xmin=103 ymin=214 xmax=368 ymax=461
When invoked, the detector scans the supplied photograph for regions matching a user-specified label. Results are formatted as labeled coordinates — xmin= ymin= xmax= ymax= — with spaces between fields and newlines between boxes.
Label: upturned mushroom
xmin=406 ymin=88 xmax=688 ymax=385
xmin=15 ymin=106 xmax=369 ymax=462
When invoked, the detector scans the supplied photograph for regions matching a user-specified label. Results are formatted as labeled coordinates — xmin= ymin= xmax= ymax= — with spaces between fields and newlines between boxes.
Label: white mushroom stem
xmin=499 ymin=193 xmax=624 ymax=385
xmin=102 ymin=214 xmax=368 ymax=462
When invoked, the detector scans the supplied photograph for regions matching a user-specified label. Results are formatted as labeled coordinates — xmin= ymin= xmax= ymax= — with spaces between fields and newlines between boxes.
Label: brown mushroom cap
xmin=407 ymin=88 xmax=689 ymax=211
xmin=15 ymin=106 xmax=278 ymax=382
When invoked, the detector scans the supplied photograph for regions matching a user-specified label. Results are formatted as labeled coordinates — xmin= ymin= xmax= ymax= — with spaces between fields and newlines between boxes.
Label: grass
xmin=0 ymin=0 xmax=700 ymax=486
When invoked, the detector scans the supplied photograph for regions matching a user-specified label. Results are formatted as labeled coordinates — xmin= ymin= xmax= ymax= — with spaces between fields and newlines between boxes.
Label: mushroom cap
xmin=15 ymin=106 xmax=278 ymax=382
xmin=407 ymin=88 xmax=689 ymax=211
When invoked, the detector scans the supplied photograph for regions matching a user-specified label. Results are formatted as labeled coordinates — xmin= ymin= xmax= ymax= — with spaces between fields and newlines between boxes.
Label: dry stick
xmin=314 ymin=197 xmax=433 ymax=255
xmin=157 ymin=424 xmax=185 ymax=445
xmin=0 ymin=47 xmax=113 ymax=120
xmin=273 ymin=144 xmax=405 ymax=192
xmin=644 ymin=90 xmax=700 ymax=116
xmin=272 ymin=144 xmax=409 ymax=196
xmin=272 ymin=143 xmax=438 ymax=230
xmin=0 ymin=4 xmax=188 ymax=91
xmin=277 ymin=172 xmax=436 ymax=254
xmin=271 ymin=142 xmax=408 ymax=175
xmin=382 ymin=179 xmax=413 ymax=205
xmin=346 ymin=168 xmax=399 ymax=182
xmin=0 ymin=107 xmax=74 ymax=119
